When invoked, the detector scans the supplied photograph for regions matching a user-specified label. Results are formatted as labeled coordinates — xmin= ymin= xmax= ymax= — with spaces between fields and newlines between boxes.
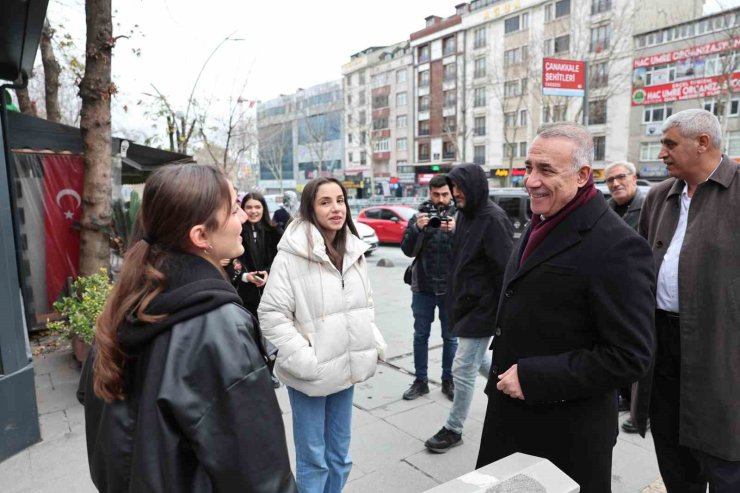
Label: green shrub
xmin=47 ymin=268 xmax=112 ymax=345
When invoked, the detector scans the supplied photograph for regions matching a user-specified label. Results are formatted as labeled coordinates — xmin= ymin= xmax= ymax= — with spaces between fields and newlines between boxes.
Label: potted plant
xmin=48 ymin=268 xmax=112 ymax=364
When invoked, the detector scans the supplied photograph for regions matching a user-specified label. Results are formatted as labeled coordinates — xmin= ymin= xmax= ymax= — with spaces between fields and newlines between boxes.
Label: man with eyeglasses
xmin=605 ymin=161 xmax=645 ymax=231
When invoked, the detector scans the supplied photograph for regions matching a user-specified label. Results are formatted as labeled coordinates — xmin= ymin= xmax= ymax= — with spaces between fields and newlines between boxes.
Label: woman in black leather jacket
xmin=77 ymin=164 xmax=296 ymax=493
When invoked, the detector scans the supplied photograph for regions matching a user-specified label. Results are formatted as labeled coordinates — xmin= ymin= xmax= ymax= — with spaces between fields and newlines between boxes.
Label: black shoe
xmin=403 ymin=380 xmax=429 ymax=400
xmin=441 ymin=379 xmax=454 ymax=401
xmin=621 ymin=417 xmax=650 ymax=434
xmin=618 ymin=395 xmax=630 ymax=412
xmin=425 ymin=427 xmax=462 ymax=453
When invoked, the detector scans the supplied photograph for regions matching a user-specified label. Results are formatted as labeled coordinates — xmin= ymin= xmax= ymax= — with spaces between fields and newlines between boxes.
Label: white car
xmin=355 ymin=221 xmax=379 ymax=255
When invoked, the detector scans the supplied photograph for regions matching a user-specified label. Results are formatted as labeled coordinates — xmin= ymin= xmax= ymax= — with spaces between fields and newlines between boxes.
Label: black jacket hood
xmin=118 ymin=253 xmax=241 ymax=351
xmin=447 ymin=163 xmax=489 ymax=216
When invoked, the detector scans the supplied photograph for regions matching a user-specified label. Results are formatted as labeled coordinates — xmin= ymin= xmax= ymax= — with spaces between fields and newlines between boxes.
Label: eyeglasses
xmin=606 ymin=173 xmax=631 ymax=184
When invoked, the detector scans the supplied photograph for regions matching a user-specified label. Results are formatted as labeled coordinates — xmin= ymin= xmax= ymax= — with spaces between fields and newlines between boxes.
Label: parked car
xmin=355 ymin=221 xmax=379 ymax=255
xmin=356 ymin=205 xmax=416 ymax=244
xmin=489 ymin=188 xmax=531 ymax=239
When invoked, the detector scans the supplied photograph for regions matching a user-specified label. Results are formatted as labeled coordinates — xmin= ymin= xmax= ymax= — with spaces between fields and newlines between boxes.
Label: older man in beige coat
xmin=634 ymin=109 xmax=740 ymax=492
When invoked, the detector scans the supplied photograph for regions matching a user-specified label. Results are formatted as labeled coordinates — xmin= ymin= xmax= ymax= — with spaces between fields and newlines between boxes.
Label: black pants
xmin=650 ymin=310 xmax=740 ymax=493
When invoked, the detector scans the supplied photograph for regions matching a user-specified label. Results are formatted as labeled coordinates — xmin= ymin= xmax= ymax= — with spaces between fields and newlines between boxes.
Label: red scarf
xmin=519 ymin=174 xmax=597 ymax=266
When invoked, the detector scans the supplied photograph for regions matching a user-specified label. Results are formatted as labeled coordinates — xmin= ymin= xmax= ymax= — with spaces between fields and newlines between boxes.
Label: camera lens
xmin=429 ymin=216 xmax=442 ymax=228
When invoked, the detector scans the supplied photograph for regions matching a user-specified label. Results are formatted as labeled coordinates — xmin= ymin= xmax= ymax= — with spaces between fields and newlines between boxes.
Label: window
xmin=419 ymin=70 xmax=430 ymax=88
xmin=359 ymin=71 xmax=366 ymax=85
xmin=555 ymin=0 xmax=570 ymax=17
xmin=519 ymin=142 xmax=528 ymax=157
xmin=505 ymin=112 xmax=517 ymax=127
xmin=504 ymin=48 xmax=524 ymax=66
xmin=373 ymin=117 xmax=388 ymax=130
xmin=503 ymin=143 xmax=516 ymax=158
xmin=347 ymin=95 xmax=352 ymax=105
xmin=364 ymin=208 xmax=380 ymax=219
xmin=640 ymin=142 xmax=661 ymax=161
xmin=443 ymin=141 xmax=456 ymax=159
xmin=371 ymin=72 xmax=389 ymax=89
xmin=348 ymin=133 xmax=353 ymax=144
xmin=419 ymin=143 xmax=430 ymax=161
xmin=474 ymin=27 xmax=487 ymax=49
xmin=397 ymin=138 xmax=407 ymax=151
xmin=474 ymin=87 xmax=486 ymax=107
xmin=504 ymin=80 xmax=521 ymax=97
xmin=554 ymin=34 xmax=570 ymax=54
xmin=418 ymin=45 xmax=430 ymax=63
xmin=443 ymin=116 xmax=456 ymax=132
xmin=372 ymin=94 xmax=389 ymax=108
xmin=593 ymin=136 xmax=606 ymax=161
xmin=396 ymin=92 xmax=407 ymax=106
xmin=347 ymin=113 xmax=353 ymax=125
xmin=374 ymin=139 xmax=390 ymax=152
xmin=588 ymin=99 xmax=607 ymax=125
xmin=522 ymin=12 xmax=529 ymax=29
xmin=474 ymin=58 xmax=486 ymax=78
xmin=474 ymin=145 xmax=486 ymax=165
xmin=380 ymin=209 xmax=398 ymax=221
xmin=359 ymin=91 xmax=366 ymax=105
xmin=419 ymin=120 xmax=430 ymax=136
xmin=643 ymin=104 xmax=672 ymax=123
xmin=444 ymin=63 xmax=457 ymax=82
xmin=504 ymin=16 xmax=520 ymax=34
xmin=360 ymin=151 xmax=367 ymax=165
xmin=519 ymin=109 xmax=528 ymax=126
xmin=592 ymin=0 xmax=611 ymax=15
xmin=348 ymin=151 xmax=353 ymax=162
xmin=727 ymin=130 xmax=740 ymax=156
xmin=359 ymin=110 xmax=366 ymax=125
xmin=443 ymin=90 xmax=456 ymax=108
xmin=521 ymin=78 xmax=528 ymax=93
xmin=360 ymin=131 xmax=367 ymax=145
xmin=590 ymin=62 xmax=609 ymax=89
xmin=396 ymin=69 xmax=407 ymax=84
xmin=590 ymin=25 xmax=610 ymax=53
xmin=543 ymin=104 xmax=566 ymax=123
xmin=704 ymin=98 xmax=740 ymax=117
xmin=419 ymin=95 xmax=430 ymax=112
xmin=544 ymin=3 xmax=553 ymax=21
xmin=396 ymin=115 xmax=407 ymax=128
xmin=474 ymin=116 xmax=486 ymax=136
xmin=443 ymin=36 xmax=456 ymax=56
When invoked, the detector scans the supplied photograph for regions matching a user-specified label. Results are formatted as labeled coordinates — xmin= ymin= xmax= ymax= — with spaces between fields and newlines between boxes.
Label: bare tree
xmin=14 ymin=70 xmax=37 ymax=116
xmin=78 ymin=0 xmax=114 ymax=276
xmin=258 ymin=122 xmax=291 ymax=194
xmin=41 ymin=19 xmax=62 ymax=123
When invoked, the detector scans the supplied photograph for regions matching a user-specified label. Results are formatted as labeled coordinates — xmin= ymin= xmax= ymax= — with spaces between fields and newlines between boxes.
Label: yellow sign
xmin=592 ymin=169 xmax=605 ymax=180
xmin=482 ymin=0 xmax=521 ymax=20
xmin=495 ymin=169 xmax=510 ymax=177
xmin=342 ymin=181 xmax=363 ymax=189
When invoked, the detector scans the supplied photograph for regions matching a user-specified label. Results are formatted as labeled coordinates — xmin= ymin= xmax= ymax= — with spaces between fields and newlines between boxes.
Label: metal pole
xmin=582 ymin=61 xmax=589 ymax=126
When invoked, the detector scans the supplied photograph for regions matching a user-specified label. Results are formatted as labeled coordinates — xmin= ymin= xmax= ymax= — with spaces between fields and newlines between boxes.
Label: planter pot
xmin=71 ymin=335 xmax=91 ymax=365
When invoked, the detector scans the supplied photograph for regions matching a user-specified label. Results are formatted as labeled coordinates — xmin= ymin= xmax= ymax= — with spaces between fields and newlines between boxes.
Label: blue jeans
xmin=288 ymin=386 xmax=354 ymax=493
xmin=445 ymin=337 xmax=491 ymax=434
xmin=412 ymin=291 xmax=457 ymax=381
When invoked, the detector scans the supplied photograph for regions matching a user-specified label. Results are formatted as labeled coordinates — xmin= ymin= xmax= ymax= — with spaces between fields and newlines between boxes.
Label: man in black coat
xmin=424 ymin=163 xmax=513 ymax=453
xmin=476 ymin=123 xmax=655 ymax=491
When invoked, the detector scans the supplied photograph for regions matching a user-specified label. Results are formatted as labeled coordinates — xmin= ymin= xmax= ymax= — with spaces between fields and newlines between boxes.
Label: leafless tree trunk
xmin=41 ymin=19 xmax=62 ymax=123
xmin=15 ymin=74 xmax=36 ymax=116
xmin=78 ymin=0 xmax=113 ymax=276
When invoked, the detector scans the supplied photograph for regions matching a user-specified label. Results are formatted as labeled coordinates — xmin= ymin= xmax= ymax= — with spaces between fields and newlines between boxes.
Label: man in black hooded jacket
xmin=424 ymin=163 xmax=513 ymax=453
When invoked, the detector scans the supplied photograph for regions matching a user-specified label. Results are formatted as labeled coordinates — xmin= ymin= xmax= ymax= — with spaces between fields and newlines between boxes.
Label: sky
xmin=46 ymin=0 xmax=457 ymax=137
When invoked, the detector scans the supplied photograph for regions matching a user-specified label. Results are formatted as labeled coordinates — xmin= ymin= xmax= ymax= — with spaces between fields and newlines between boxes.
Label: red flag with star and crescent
xmin=43 ymin=155 xmax=84 ymax=307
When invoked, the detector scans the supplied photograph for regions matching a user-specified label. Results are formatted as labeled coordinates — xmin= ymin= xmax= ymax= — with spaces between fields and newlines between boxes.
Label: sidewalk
xmin=0 ymin=250 xmax=666 ymax=492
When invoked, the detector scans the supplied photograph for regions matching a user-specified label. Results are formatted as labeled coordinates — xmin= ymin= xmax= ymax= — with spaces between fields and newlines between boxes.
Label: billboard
xmin=632 ymin=72 xmax=740 ymax=105
xmin=542 ymin=58 xmax=586 ymax=97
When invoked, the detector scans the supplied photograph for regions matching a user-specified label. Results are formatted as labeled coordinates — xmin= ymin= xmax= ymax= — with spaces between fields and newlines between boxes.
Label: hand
xmin=247 ymin=271 xmax=268 ymax=288
xmin=441 ymin=217 xmax=455 ymax=233
xmin=496 ymin=364 xmax=524 ymax=400
xmin=416 ymin=213 xmax=430 ymax=229
xmin=233 ymin=259 xmax=243 ymax=272
xmin=219 ymin=258 xmax=231 ymax=267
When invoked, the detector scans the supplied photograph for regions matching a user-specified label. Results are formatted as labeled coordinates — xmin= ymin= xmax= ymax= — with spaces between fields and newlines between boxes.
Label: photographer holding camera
xmin=401 ymin=174 xmax=458 ymax=401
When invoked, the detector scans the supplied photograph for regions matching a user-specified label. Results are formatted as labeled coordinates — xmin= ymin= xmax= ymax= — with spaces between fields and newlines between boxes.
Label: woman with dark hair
xmin=226 ymin=192 xmax=283 ymax=318
xmin=77 ymin=164 xmax=296 ymax=493
xmin=259 ymin=177 xmax=387 ymax=493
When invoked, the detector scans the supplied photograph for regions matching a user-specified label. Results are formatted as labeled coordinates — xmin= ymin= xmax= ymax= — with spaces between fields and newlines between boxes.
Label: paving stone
xmin=405 ymin=443 xmax=481 ymax=485
xmin=612 ymin=432 xmax=661 ymax=493
xmin=351 ymin=407 xmax=380 ymax=429
xmin=0 ymin=449 xmax=32 ymax=493
xmin=344 ymin=460 xmax=439 ymax=493
xmin=368 ymin=391 xmax=435 ymax=419
xmin=353 ymin=363 xmax=417 ymax=410
xmin=35 ymin=380 xmax=81 ymax=415
xmin=38 ymin=410 xmax=70 ymax=441
xmin=384 ymin=401 xmax=453 ymax=442
xmin=32 ymin=351 xmax=73 ymax=374
xmin=28 ymin=433 xmax=88 ymax=483
xmin=349 ymin=419 xmax=424 ymax=474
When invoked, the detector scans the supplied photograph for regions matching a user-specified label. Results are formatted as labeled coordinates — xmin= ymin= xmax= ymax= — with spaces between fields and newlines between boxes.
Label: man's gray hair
xmin=605 ymin=161 xmax=637 ymax=176
xmin=536 ymin=122 xmax=593 ymax=171
xmin=661 ymin=109 xmax=721 ymax=149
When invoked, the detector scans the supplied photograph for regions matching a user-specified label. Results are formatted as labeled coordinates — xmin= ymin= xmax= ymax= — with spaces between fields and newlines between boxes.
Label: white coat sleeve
xmin=258 ymin=253 xmax=320 ymax=380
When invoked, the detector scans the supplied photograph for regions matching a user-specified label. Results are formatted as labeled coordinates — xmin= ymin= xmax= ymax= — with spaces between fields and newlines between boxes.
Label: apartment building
xmin=256 ymin=80 xmax=344 ymax=193
xmin=629 ymin=7 xmax=740 ymax=179
xmin=342 ymin=42 xmax=414 ymax=197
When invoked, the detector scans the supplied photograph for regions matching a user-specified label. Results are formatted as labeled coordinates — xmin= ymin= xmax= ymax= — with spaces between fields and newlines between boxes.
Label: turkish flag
xmin=43 ymin=155 xmax=84 ymax=307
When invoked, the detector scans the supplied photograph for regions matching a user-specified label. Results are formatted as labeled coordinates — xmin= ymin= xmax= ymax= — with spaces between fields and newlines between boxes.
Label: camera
xmin=419 ymin=201 xmax=451 ymax=228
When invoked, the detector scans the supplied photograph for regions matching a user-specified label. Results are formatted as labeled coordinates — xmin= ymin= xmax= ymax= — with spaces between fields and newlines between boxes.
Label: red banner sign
xmin=634 ymin=37 xmax=740 ymax=69
xmin=542 ymin=58 xmax=586 ymax=97
xmin=631 ymin=72 xmax=740 ymax=106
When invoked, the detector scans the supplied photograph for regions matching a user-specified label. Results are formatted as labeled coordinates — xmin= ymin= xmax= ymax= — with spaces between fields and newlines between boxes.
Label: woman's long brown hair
xmin=298 ymin=177 xmax=358 ymax=270
xmin=93 ymin=164 xmax=232 ymax=402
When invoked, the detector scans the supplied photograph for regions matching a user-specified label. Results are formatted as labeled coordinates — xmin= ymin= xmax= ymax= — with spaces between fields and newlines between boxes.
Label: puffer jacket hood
xmin=447 ymin=163 xmax=490 ymax=217
xmin=278 ymin=219 xmax=368 ymax=270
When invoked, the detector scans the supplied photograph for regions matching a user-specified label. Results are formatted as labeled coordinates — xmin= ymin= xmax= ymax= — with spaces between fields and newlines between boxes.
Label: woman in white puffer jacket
xmin=258 ymin=177 xmax=387 ymax=493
